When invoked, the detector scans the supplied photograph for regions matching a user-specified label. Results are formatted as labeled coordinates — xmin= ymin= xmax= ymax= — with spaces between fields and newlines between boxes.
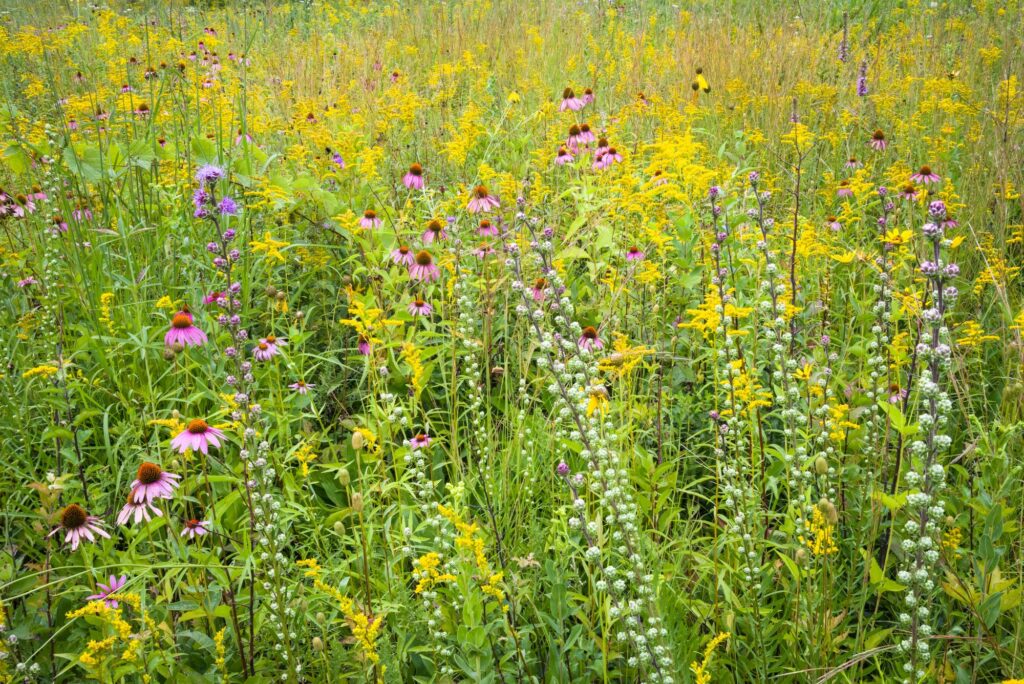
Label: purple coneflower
xmin=403 ymin=163 xmax=425 ymax=190
xmin=578 ymin=326 xmax=603 ymax=351
xmin=910 ymin=165 xmax=941 ymax=185
xmin=52 ymin=215 xmax=68 ymax=233
xmin=559 ymin=87 xmax=584 ymax=111
xmin=391 ymin=245 xmax=415 ymax=266
xmin=171 ymin=419 xmax=225 ymax=455
xmin=626 ymin=246 xmax=645 ymax=261
xmin=165 ymin=309 xmax=208 ymax=348
xmin=17 ymin=277 xmax=37 ymax=288
xmin=595 ymin=137 xmax=610 ymax=158
xmin=899 ymin=183 xmax=918 ymax=201
xmin=289 ymin=380 xmax=313 ymax=394
xmin=582 ymin=87 xmax=595 ymax=105
xmin=473 ymin=242 xmax=496 ymax=259
xmin=531 ymin=278 xmax=547 ymax=302
xmin=578 ymin=123 xmax=596 ymax=145
xmin=651 ymin=170 xmax=668 ymax=186
xmin=477 ymin=219 xmax=499 ymax=237
xmin=889 ymin=383 xmax=908 ymax=404
xmin=252 ymin=334 xmax=286 ymax=362
xmin=181 ymin=519 xmax=211 ymax=540
xmin=130 ymin=462 xmax=181 ymax=504
xmin=410 ymin=433 xmax=432 ymax=449
xmin=422 ymin=219 xmax=448 ymax=244
xmin=555 ymin=147 xmax=574 ymax=165
xmin=116 ymin=492 xmax=162 ymax=526
xmin=87 ymin=574 xmax=127 ymax=608
xmin=827 ymin=216 xmax=842 ymax=231
xmin=836 ymin=180 xmax=854 ymax=198
xmin=360 ymin=209 xmax=382 ymax=229
xmin=49 ymin=504 xmax=110 ymax=551
xmin=870 ymin=129 xmax=888 ymax=151
xmin=408 ymin=298 xmax=433 ymax=316
xmin=845 ymin=157 xmax=861 ymax=169
xmin=467 ymin=186 xmax=500 ymax=213
xmin=409 ymin=250 xmax=440 ymax=282
xmin=358 ymin=335 xmax=371 ymax=356
xmin=567 ymin=124 xmax=583 ymax=149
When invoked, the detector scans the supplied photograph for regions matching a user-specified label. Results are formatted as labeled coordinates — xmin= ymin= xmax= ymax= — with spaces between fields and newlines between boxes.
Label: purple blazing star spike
xmin=217 ymin=196 xmax=239 ymax=215
xmin=195 ymin=164 xmax=224 ymax=185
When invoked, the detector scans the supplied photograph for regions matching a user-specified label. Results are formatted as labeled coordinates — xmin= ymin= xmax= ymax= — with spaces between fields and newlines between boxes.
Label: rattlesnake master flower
xmin=181 ymin=519 xmax=211 ymax=540
xmin=130 ymin=462 xmax=181 ymax=504
xmin=165 ymin=309 xmax=208 ymax=347
xmin=408 ymin=298 xmax=433 ymax=316
xmin=390 ymin=245 xmax=415 ymax=266
xmin=289 ymin=380 xmax=314 ymax=394
xmin=359 ymin=209 xmax=382 ymax=229
xmin=559 ymin=87 xmax=584 ymax=111
xmin=577 ymin=326 xmax=603 ymax=351
xmin=171 ymin=419 xmax=226 ymax=454
xmin=49 ymin=504 xmax=110 ymax=551
xmin=409 ymin=250 xmax=440 ymax=282
xmin=467 ymin=185 xmax=500 ymax=213
xmin=86 ymin=574 xmax=127 ymax=608
xmin=422 ymin=218 xmax=448 ymax=244
xmin=870 ymin=129 xmax=888 ymax=150
xmin=402 ymin=163 xmax=424 ymax=190
xmin=911 ymin=165 xmax=941 ymax=184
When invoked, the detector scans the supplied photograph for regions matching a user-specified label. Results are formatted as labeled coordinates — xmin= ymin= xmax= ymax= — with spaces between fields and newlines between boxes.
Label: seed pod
xmin=316 ymin=612 xmax=326 ymax=624
xmin=351 ymin=492 xmax=364 ymax=513
xmin=351 ymin=431 xmax=366 ymax=450
xmin=794 ymin=548 xmax=807 ymax=565
xmin=162 ymin=347 xmax=177 ymax=361
xmin=312 ymin=636 xmax=324 ymax=652
xmin=265 ymin=285 xmax=277 ymax=298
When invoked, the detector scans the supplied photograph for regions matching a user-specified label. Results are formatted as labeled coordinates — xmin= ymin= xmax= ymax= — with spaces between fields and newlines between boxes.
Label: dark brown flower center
xmin=61 ymin=504 xmax=87 ymax=529
xmin=873 ymin=129 xmax=885 ymax=140
xmin=828 ymin=216 xmax=837 ymax=222
xmin=629 ymin=246 xmax=641 ymax=254
xmin=414 ymin=299 xmax=426 ymax=307
xmin=562 ymin=87 xmax=575 ymax=99
xmin=474 ymin=186 xmax=489 ymax=198
xmin=364 ymin=209 xmax=376 ymax=219
xmin=580 ymin=123 xmax=591 ymax=133
xmin=409 ymin=163 xmax=422 ymax=175
xmin=902 ymin=183 xmax=916 ymax=193
xmin=415 ymin=250 xmax=433 ymax=266
xmin=171 ymin=312 xmax=193 ymax=329
xmin=568 ymin=124 xmax=581 ymax=136
xmin=479 ymin=220 xmax=491 ymax=229
xmin=582 ymin=326 xmax=598 ymax=339
xmin=398 ymin=245 xmax=410 ymax=255
xmin=187 ymin=419 xmax=209 ymax=434
xmin=137 ymin=461 xmax=163 ymax=484
xmin=427 ymin=219 xmax=443 ymax=233
xmin=607 ymin=147 xmax=618 ymax=155
xmin=258 ymin=342 xmax=269 ymax=351
xmin=598 ymin=137 xmax=609 ymax=147
xmin=919 ymin=165 xmax=931 ymax=175
xmin=266 ymin=335 xmax=277 ymax=344
xmin=534 ymin=278 xmax=547 ymax=289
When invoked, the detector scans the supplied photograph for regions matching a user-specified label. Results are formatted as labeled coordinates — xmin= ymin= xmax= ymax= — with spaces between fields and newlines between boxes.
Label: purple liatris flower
xmin=856 ymin=60 xmax=868 ymax=96
xmin=217 ymin=196 xmax=239 ymax=215
xmin=195 ymin=164 xmax=225 ymax=185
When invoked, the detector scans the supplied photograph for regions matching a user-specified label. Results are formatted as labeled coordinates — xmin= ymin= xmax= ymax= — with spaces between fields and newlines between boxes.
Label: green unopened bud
xmin=814 ymin=456 xmax=829 ymax=475
xmin=351 ymin=431 xmax=366 ymax=450
xmin=337 ymin=469 xmax=351 ymax=487
xmin=312 ymin=636 xmax=324 ymax=652
xmin=316 ymin=612 xmax=326 ymax=624
xmin=351 ymin=492 xmax=364 ymax=513
xmin=333 ymin=521 xmax=345 ymax=536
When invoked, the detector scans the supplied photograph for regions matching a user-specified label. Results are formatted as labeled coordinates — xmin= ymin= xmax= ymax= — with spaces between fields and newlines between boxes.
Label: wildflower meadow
xmin=2 ymin=1 xmax=1024 ymax=682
